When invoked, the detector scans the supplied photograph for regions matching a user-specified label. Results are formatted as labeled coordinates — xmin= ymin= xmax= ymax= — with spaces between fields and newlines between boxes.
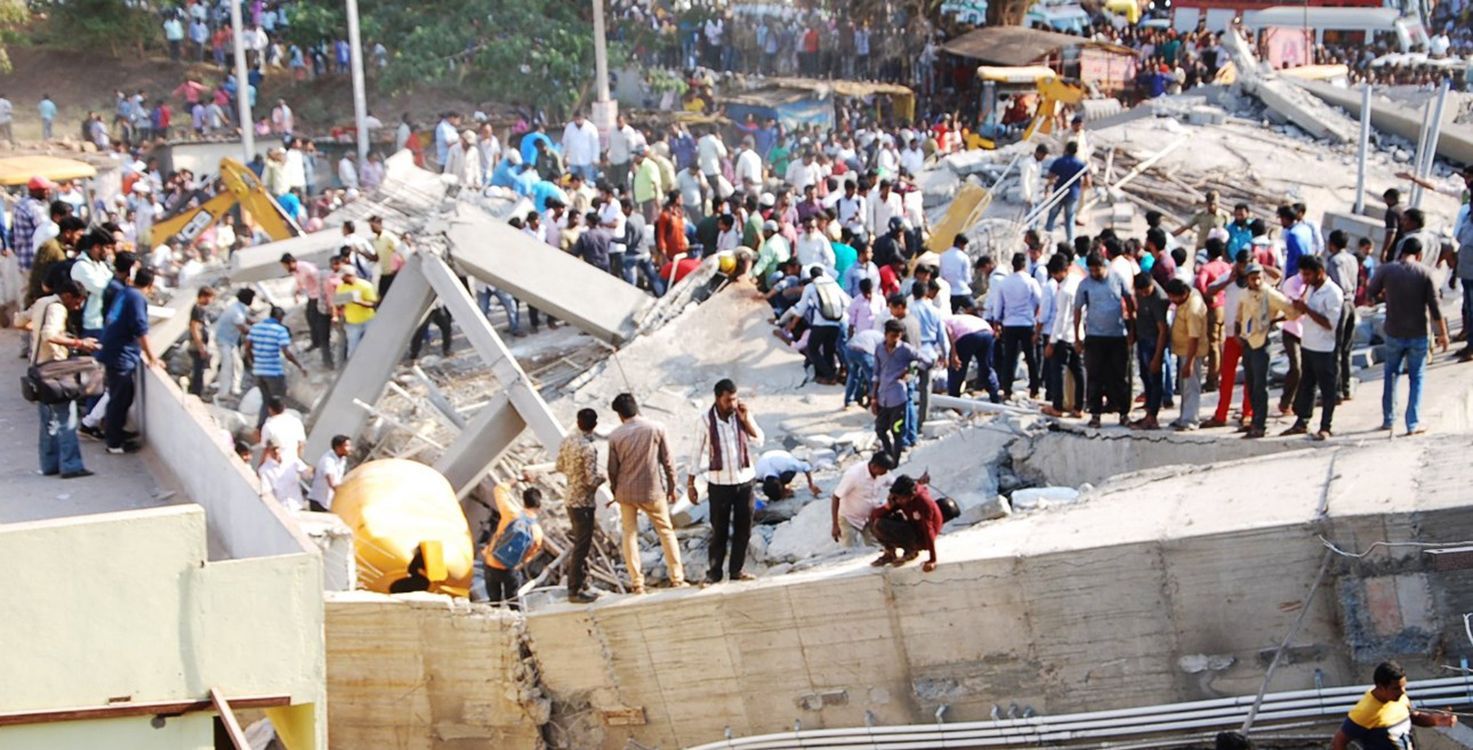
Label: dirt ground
xmin=0 ymin=45 xmax=487 ymax=145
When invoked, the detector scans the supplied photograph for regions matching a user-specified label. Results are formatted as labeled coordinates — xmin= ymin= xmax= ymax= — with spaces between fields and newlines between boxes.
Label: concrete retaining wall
xmin=140 ymin=366 xmax=315 ymax=559
xmin=324 ymin=593 xmax=549 ymax=749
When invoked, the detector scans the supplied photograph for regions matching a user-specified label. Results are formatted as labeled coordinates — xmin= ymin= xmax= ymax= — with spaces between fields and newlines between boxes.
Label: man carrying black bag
xmin=27 ymin=279 xmax=99 ymax=478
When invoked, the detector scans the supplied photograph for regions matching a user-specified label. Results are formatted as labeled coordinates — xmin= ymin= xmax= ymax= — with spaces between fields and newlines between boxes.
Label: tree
xmin=42 ymin=0 xmax=158 ymax=59
xmin=284 ymin=0 xmax=619 ymax=118
xmin=0 ymin=0 xmax=25 ymax=73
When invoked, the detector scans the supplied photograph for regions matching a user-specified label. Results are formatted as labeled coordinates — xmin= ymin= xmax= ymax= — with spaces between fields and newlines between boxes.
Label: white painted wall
xmin=0 ymin=714 xmax=215 ymax=750
xmin=0 ymin=505 xmax=325 ymax=747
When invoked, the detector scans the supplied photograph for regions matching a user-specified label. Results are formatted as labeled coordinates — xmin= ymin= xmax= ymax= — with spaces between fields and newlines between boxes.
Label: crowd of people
xmin=161 ymin=0 xmax=389 ymax=78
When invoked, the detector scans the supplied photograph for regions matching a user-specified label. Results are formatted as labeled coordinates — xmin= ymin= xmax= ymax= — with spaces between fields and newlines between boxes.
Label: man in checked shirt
xmin=555 ymin=408 xmax=607 ymax=604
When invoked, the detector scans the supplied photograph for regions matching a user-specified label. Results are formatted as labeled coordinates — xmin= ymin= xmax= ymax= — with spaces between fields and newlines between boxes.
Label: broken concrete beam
xmin=446 ymin=205 xmax=652 ymax=345
xmin=1291 ymin=79 xmax=1473 ymax=166
xmin=1321 ymin=211 xmax=1388 ymax=250
xmin=434 ymin=393 xmax=526 ymax=496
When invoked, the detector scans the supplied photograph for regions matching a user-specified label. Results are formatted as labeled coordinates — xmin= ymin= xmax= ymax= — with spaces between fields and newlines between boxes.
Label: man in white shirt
xmin=794 ymin=216 xmax=835 ymax=275
xmin=784 ymin=151 xmax=821 ymax=192
xmin=562 ymin=111 xmax=600 ymax=183
xmin=308 ymin=435 xmax=352 ymax=512
xmin=734 ymin=137 xmax=764 ymax=194
xmin=1042 ymin=253 xmax=1084 ymax=417
xmin=787 ymin=267 xmax=851 ymax=384
xmin=836 ymin=180 xmax=867 ymax=238
xmin=444 ymin=129 xmax=483 ymax=187
xmin=829 ymin=452 xmax=896 ymax=548
xmin=697 ymin=130 xmax=728 ymax=182
xmin=1019 ymin=144 xmax=1048 ymax=219
xmin=687 ymin=378 xmax=765 ymax=584
xmin=606 ymin=115 xmax=642 ymax=190
xmin=477 ymin=123 xmax=502 ymax=184
xmin=1282 ymin=255 xmax=1343 ymax=441
xmin=899 ymin=138 xmax=925 ymax=177
xmin=866 ymin=179 xmax=903 ymax=237
xmin=259 ymin=397 xmax=306 ymax=461
xmin=939 ymin=235 xmax=973 ymax=311
xmin=337 ymin=154 xmax=359 ymax=191
xmin=259 ymin=438 xmax=311 ymax=512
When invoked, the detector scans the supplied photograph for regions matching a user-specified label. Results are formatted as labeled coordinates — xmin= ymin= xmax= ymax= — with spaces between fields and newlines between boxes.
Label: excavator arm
xmin=1023 ymin=77 xmax=1086 ymax=141
xmin=152 ymin=158 xmax=302 ymax=247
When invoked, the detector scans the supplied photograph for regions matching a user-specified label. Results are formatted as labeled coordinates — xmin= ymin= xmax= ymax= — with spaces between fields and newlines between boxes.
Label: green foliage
xmin=285 ymin=0 xmax=616 ymax=117
xmin=42 ymin=0 xmax=157 ymax=57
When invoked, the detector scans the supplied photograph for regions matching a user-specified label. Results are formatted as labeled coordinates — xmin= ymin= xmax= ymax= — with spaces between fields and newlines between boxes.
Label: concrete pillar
xmin=305 ymin=254 xmax=436 ymax=459
xmin=421 ymin=254 xmax=568 ymax=454
xmin=434 ymin=394 xmax=525 ymax=496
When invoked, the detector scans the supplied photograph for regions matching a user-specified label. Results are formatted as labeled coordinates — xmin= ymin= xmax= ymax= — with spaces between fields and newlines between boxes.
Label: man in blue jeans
xmin=98 ymin=268 xmax=159 ymax=454
xmin=1365 ymin=238 xmax=1450 ymax=435
xmin=1044 ymin=140 xmax=1090 ymax=243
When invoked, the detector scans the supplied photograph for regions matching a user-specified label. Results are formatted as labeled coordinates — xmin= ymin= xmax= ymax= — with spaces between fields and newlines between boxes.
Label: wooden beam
xmin=0 ymin=695 xmax=291 ymax=727
xmin=209 ymin=689 xmax=251 ymax=750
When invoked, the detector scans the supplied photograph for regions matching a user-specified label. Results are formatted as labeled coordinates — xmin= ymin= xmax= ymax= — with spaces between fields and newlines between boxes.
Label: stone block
xmin=1010 ymin=486 xmax=1081 ymax=511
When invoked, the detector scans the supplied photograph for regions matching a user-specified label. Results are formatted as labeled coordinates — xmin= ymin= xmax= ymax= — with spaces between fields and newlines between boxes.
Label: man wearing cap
xmin=443 ymin=129 xmax=483 ymax=187
xmin=753 ymin=219 xmax=791 ymax=288
xmin=12 ymin=177 xmax=53 ymax=273
xmin=1175 ymin=190 xmax=1229 ymax=252
xmin=1233 ymin=263 xmax=1296 ymax=438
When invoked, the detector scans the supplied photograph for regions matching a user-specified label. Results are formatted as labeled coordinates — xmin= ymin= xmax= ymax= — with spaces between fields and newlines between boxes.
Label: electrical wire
xmin=1317 ymin=535 xmax=1473 ymax=559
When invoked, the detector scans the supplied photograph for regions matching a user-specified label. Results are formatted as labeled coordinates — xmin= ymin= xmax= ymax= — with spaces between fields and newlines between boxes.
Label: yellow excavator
xmin=966 ymin=66 xmax=1085 ymax=150
xmin=151 ymin=157 xmax=302 ymax=247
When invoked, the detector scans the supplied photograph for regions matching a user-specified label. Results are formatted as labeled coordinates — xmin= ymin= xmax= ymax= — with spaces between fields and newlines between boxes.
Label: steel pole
xmin=1412 ymin=80 xmax=1450 ymax=211
xmin=1409 ymin=99 xmax=1432 ymax=208
xmin=592 ymin=0 xmax=610 ymax=103
xmin=345 ymin=0 xmax=370 ymax=165
xmin=1353 ymin=84 xmax=1372 ymax=215
xmin=230 ymin=0 xmax=254 ymax=161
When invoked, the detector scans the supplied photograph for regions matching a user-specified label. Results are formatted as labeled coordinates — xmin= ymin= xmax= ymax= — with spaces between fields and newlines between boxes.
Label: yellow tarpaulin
xmin=0 ymin=156 xmax=98 ymax=186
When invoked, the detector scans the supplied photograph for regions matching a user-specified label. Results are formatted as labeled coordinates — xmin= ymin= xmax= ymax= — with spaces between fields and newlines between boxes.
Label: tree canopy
xmin=285 ymin=0 xmax=620 ymax=116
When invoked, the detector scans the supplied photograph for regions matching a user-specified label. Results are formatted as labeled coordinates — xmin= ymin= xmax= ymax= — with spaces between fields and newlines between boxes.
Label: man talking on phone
xmin=688 ymin=378 xmax=765 ymax=585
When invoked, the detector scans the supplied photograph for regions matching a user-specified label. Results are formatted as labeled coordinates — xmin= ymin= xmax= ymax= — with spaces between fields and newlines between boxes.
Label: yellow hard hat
xmin=718 ymin=253 xmax=736 ymax=274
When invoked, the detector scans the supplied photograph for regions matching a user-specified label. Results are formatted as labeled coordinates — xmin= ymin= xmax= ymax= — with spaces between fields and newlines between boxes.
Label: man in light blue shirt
xmin=1073 ymin=253 xmax=1135 ymax=428
xmin=38 ymin=94 xmax=56 ymax=140
xmin=988 ymin=253 xmax=1043 ymax=400
xmin=906 ymin=280 xmax=948 ymax=442
xmin=214 ymin=288 xmax=256 ymax=398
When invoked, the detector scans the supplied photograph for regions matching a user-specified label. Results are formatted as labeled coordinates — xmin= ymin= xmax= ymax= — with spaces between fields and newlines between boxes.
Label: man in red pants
xmin=1202 ymin=249 xmax=1281 ymax=428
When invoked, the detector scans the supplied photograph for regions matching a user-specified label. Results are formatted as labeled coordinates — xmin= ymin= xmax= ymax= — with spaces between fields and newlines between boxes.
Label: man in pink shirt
xmin=944 ymin=300 xmax=1000 ymax=401
xmin=1193 ymin=238 xmax=1232 ymax=391
xmin=280 ymin=252 xmax=328 ymax=367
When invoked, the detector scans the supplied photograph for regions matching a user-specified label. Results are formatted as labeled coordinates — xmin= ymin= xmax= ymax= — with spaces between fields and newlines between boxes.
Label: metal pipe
xmin=1410 ymin=99 xmax=1433 ymax=207
xmin=686 ymin=678 xmax=1473 ymax=750
xmin=1412 ymin=80 xmax=1450 ymax=211
xmin=1241 ymin=548 xmax=1333 ymax=732
xmin=345 ymin=0 xmax=370 ymax=165
xmin=1353 ymin=84 xmax=1372 ymax=215
xmin=229 ymin=0 xmax=253 ymax=161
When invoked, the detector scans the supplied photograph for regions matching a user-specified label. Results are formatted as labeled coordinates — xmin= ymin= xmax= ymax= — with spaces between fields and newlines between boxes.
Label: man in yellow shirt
xmin=1165 ymin=278 xmax=1206 ymax=430
xmin=1234 ymin=263 xmax=1296 ymax=438
xmin=363 ymin=214 xmax=400 ymax=296
xmin=481 ymin=484 xmax=544 ymax=607
xmin=630 ymin=148 xmax=663 ymax=223
xmin=336 ymin=267 xmax=378 ymax=357
xmin=1332 ymin=661 xmax=1455 ymax=750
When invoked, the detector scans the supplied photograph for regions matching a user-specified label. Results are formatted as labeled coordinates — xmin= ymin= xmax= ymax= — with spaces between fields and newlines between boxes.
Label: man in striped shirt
xmin=248 ymin=305 xmax=305 ymax=428
xmin=687 ymin=378 xmax=765 ymax=584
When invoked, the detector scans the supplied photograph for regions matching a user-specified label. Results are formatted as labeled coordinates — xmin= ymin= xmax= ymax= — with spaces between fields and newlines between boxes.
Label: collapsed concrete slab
xmin=1222 ymin=29 xmax=1357 ymax=143
xmin=446 ymin=206 xmax=653 ymax=346
xmin=1293 ymin=79 xmax=1473 ymax=165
